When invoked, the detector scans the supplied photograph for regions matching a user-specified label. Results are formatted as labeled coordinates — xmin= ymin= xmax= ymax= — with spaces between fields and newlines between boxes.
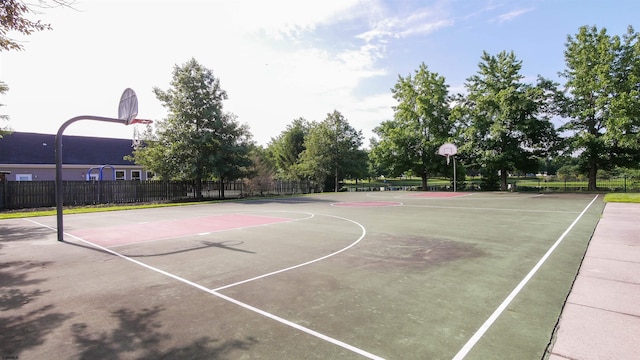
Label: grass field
xmin=603 ymin=192 xmax=640 ymax=203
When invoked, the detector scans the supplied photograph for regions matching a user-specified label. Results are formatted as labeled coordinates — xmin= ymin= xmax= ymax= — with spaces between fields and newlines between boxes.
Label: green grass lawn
xmin=0 ymin=202 xmax=193 ymax=220
xmin=603 ymin=193 xmax=640 ymax=203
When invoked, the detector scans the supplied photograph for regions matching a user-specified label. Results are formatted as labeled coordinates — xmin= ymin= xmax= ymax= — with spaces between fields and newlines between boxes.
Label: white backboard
xmin=118 ymin=88 xmax=138 ymax=124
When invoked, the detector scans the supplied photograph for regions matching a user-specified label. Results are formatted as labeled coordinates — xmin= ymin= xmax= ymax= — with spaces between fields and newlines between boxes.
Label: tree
xmin=131 ymin=58 xmax=253 ymax=198
xmin=244 ymin=145 xmax=277 ymax=196
xmin=559 ymin=25 xmax=640 ymax=190
xmin=212 ymin=115 xmax=253 ymax=198
xmin=267 ymin=118 xmax=311 ymax=180
xmin=298 ymin=110 xmax=366 ymax=192
xmin=0 ymin=81 xmax=11 ymax=138
xmin=1 ymin=0 xmax=73 ymax=135
xmin=370 ymin=63 xmax=453 ymax=190
xmin=456 ymin=51 xmax=559 ymax=191
xmin=1 ymin=0 xmax=52 ymax=51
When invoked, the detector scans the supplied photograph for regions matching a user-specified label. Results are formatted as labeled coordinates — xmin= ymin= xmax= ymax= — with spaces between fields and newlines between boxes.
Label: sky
xmin=1 ymin=0 xmax=639 ymax=148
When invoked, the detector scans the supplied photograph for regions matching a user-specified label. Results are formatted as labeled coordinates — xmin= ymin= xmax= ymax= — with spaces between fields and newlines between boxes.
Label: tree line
xmin=131 ymin=25 xmax=639 ymax=193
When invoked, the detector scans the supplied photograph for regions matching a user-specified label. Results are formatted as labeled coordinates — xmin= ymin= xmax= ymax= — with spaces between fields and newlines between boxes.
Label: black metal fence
xmin=1 ymin=177 xmax=637 ymax=211
xmin=512 ymin=176 xmax=640 ymax=193
xmin=0 ymin=180 xmax=313 ymax=210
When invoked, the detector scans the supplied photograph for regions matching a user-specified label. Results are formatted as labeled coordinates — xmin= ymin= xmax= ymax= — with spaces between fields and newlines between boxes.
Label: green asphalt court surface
xmin=1 ymin=192 xmax=605 ymax=359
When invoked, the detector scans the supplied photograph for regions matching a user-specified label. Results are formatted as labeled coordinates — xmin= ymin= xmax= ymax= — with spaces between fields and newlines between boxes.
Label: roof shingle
xmin=0 ymin=132 xmax=136 ymax=165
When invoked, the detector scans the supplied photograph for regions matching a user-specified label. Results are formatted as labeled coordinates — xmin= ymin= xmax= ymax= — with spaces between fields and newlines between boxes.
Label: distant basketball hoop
xmin=438 ymin=143 xmax=458 ymax=192
xmin=438 ymin=143 xmax=458 ymax=165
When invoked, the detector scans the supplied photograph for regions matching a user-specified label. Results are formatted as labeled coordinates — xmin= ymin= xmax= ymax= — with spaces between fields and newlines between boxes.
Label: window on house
xmin=131 ymin=170 xmax=141 ymax=181
xmin=16 ymin=174 xmax=32 ymax=181
xmin=115 ymin=170 xmax=126 ymax=180
xmin=146 ymin=171 xmax=155 ymax=180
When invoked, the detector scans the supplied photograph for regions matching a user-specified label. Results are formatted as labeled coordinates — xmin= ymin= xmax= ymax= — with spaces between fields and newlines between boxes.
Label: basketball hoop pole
xmin=444 ymin=154 xmax=457 ymax=192
xmin=453 ymin=155 xmax=457 ymax=192
xmin=55 ymin=116 xmax=130 ymax=241
xmin=438 ymin=143 xmax=458 ymax=193
xmin=54 ymin=88 xmax=152 ymax=241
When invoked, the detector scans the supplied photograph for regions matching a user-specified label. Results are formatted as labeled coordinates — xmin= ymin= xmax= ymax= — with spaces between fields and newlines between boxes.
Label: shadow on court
xmin=125 ymin=240 xmax=256 ymax=258
xmin=70 ymin=305 xmax=258 ymax=359
xmin=0 ymin=224 xmax=54 ymax=243
xmin=0 ymin=260 xmax=74 ymax=359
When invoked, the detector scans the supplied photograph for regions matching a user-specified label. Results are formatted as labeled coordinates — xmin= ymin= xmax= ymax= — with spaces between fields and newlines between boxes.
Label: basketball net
xmin=129 ymin=119 xmax=153 ymax=149
xmin=132 ymin=124 xmax=142 ymax=149
xmin=446 ymin=154 xmax=450 ymax=165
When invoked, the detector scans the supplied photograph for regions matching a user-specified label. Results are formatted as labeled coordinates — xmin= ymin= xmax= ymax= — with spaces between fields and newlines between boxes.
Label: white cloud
xmin=357 ymin=3 xmax=454 ymax=42
xmin=494 ymin=8 xmax=535 ymax=23
xmin=219 ymin=0 xmax=365 ymax=40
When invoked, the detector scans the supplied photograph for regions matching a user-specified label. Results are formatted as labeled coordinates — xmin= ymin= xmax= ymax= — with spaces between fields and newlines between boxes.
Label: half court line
xmin=451 ymin=194 xmax=600 ymax=360
xmin=24 ymin=215 xmax=383 ymax=360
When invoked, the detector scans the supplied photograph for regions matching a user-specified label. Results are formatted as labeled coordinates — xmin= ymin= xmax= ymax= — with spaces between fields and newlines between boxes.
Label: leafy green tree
xmin=212 ymin=115 xmax=253 ymax=197
xmin=132 ymin=58 xmax=253 ymax=198
xmin=456 ymin=51 xmax=559 ymax=191
xmin=244 ymin=145 xmax=276 ymax=196
xmin=267 ymin=118 xmax=311 ymax=180
xmin=559 ymin=25 xmax=640 ymax=190
xmin=298 ymin=110 xmax=365 ymax=192
xmin=370 ymin=63 xmax=453 ymax=189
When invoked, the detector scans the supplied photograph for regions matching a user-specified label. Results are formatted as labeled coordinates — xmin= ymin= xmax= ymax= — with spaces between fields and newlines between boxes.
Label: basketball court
xmin=1 ymin=191 xmax=606 ymax=359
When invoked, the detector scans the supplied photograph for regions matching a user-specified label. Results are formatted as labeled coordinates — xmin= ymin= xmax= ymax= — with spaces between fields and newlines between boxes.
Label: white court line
xmin=329 ymin=201 xmax=404 ymax=208
xmin=451 ymin=194 xmax=599 ymax=360
xmin=364 ymin=192 xmax=544 ymax=200
xmin=401 ymin=204 xmax=581 ymax=214
xmin=211 ymin=213 xmax=366 ymax=291
xmin=24 ymin=215 xmax=384 ymax=360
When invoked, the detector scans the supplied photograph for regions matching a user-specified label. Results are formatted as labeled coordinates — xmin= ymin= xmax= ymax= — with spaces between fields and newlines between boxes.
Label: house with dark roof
xmin=0 ymin=132 xmax=152 ymax=181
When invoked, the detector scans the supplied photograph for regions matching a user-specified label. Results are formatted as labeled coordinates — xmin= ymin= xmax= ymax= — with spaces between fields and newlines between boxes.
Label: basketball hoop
xmin=55 ymin=88 xmax=151 ymax=241
xmin=130 ymin=119 xmax=153 ymax=149
xmin=438 ymin=143 xmax=458 ymax=192
xmin=438 ymin=143 xmax=458 ymax=164
xmin=129 ymin=119 xmax=153 ymax=125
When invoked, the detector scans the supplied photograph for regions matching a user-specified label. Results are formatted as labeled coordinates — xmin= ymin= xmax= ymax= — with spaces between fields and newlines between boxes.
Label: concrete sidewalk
xmin=547 ymin=202 xmax=640 ymax=360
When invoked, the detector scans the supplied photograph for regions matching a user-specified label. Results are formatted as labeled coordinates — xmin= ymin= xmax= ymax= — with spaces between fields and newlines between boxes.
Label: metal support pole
xmin=453 ymin=156 xmax=457 ymax=192
xmin=56 ymin=115 xmax=128 ymax=241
